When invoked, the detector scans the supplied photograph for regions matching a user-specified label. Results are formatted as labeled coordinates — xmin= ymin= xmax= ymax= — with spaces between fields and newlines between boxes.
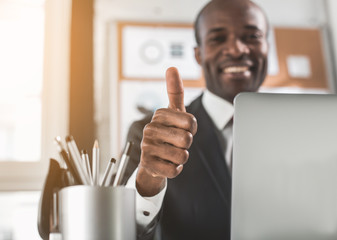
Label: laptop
xmin=231 ymin=92 xmax=337 ymax=240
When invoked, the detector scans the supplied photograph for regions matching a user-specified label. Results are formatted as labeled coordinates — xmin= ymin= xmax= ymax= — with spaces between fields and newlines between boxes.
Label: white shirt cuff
xmin=125 ymin=168 xmax=167 ymax=228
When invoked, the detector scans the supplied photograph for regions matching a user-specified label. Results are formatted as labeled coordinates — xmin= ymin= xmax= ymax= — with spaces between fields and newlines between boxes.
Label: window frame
xmin=0 ymin=0 xmax=71 ymax=191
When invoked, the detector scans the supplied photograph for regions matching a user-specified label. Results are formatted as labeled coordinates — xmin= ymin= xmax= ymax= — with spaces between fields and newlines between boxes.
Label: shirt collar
xmin=201 ymin=90 xmax=234 ymax=130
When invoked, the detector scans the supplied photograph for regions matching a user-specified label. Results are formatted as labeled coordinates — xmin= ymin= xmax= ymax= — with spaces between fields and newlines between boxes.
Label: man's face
xmin=195 ymin=2 xmax=268 ymax=103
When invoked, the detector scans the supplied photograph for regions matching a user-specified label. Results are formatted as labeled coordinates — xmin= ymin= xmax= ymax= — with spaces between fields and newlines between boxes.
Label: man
xmin=125 ymin=0 xmax=269 ymax=239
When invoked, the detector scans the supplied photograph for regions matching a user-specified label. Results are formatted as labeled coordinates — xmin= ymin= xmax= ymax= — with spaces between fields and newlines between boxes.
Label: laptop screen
xmin=231 ymin=93 xmax=337 ymax=240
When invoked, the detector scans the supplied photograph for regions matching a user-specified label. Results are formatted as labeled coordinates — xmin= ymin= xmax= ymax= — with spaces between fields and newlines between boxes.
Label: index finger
xmin=166 ymin=67 xmax=185 ymax=112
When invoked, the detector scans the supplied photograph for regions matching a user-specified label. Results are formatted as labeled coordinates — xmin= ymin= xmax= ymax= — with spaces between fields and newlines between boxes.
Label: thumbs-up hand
xmin=136 ymin=67 xmax=197 ymax=197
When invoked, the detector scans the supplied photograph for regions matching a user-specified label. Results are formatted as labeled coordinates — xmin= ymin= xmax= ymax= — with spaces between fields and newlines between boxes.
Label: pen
xmin=112 ymin=141 xmax=132 ymax=187
xmin=100 ymin=158 xmax=116 ymax=187
xmin=54 ymin=136 xmax=82 ymax=184
xmin=81 ymin=150 xmax=93 ymax=185
xmin=66 ymin=135 xmax=90 ymax=185
xmin=92 ymin=140 xmax=100 ymax=185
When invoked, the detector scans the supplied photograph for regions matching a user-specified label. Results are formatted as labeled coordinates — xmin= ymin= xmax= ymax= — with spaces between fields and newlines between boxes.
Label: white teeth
xmin=223 ymin=66 xmax=249 ymax=73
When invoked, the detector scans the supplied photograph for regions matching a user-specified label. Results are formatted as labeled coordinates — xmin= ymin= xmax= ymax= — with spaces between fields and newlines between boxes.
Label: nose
xmin=222 ymin=38 xmax=249 ymax=58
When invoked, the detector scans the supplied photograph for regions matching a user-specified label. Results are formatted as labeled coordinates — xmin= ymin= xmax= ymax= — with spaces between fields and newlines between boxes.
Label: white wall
xmin=255 ymin=0 xmax=327 ymax=27
xmin=94 ymin=0 xmax=336 ymax=162
xmin=95 ymin=0 xmax=208 ymax=23
xmin=95 ymin=0 xmax=328 ymax=25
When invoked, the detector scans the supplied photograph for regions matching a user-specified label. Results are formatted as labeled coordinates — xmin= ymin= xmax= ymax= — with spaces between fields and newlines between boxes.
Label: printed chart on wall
xmin=117 ymin=22 xmax=204 ymax=147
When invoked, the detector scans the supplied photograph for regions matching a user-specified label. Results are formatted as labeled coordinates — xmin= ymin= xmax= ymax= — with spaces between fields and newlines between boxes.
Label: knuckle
xmin=181 ymin=150 xmax=189 ymax=164
xmin=175 ymin=149 xmax=188 ymax=165
xmin=152 ymin=108 xmax=167 ymax=121
xmin=188 ymin=115 xmax=198 ymax=134
xmin=186 ymin=114 xmax=194 ymax=125
xmin=156 ymin=108 xmax=166 ymax=114
xmin=143 ymin=122 xmax=159 ymax=137
xmin=182 ymin=114 xmax=197 ymax=134
xmin=142 ymin=123 xmax=152 ymax=136
xmin=181 ymin=132 xmax=193 ymax=147
xmin=140 ymin=141 xmax=151 ymax=152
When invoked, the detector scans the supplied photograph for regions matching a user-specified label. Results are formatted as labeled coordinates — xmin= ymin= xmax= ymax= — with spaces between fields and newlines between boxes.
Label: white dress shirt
xmin=202 ymin=89 xmax=234 ymax=168
xmin=126 ymin=89 xmax=234 ymax=228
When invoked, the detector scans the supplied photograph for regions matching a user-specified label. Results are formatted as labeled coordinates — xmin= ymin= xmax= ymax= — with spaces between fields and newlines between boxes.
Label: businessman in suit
xmin=125 ymin=0 xmax=269 ymax=239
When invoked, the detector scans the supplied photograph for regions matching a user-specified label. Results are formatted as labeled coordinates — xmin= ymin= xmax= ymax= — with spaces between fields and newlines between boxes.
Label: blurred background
xmin=0 ymin=0 xmax=336 ymax=239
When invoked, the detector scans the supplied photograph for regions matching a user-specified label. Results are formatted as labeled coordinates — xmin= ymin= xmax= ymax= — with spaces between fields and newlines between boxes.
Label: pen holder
xmin=58 ymin=186 xmax=136 ymax=240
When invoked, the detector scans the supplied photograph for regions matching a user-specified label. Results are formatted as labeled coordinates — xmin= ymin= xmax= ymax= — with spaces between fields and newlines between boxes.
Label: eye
xmin=249 ymin=34 xmax=260 ymax=39
xmin=243 ymin=32 xmax=263 ymax=42
xmin=207 ymin=34 xmax=227 ymax=45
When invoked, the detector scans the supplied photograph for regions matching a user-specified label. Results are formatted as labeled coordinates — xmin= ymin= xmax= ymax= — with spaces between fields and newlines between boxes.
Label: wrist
xmin=136 ymin=167 xmax=166 ymax=197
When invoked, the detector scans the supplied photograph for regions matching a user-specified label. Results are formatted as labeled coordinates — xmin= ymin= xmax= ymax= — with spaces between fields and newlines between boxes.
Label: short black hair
xmin=193 ymin=0 xmax=269 ymax=46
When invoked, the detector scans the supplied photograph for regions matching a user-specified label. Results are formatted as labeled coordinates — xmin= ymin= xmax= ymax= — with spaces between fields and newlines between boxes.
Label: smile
xmin=223 ymin=66 xmax=250 ymax=74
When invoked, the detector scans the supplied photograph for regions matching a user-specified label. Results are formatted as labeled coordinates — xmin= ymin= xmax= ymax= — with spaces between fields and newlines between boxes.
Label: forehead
xmin=198 ymin=2 xmax=267 ymax=36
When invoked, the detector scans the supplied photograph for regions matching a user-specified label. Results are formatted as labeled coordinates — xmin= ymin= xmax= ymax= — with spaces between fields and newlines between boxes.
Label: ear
xmin=194 ymin=46 xmax=202 ymax=65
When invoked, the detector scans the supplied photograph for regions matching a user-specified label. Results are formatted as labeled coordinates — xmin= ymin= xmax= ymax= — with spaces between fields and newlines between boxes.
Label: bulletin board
xmin=262 ymin=27 xmax=329 ymax=90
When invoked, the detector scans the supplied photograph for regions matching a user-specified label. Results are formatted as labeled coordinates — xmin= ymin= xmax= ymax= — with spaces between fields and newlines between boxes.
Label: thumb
xmin=166 ymin=67 xmax=186 ymax=112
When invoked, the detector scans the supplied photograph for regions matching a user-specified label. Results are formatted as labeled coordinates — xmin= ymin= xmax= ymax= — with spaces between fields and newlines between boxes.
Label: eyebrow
xmin=206 ymin=25 xmax=263 ymax=36
xmin=206 ymin=27 xmax=227 ymax=35
xmin=244 ymin=25 xmax=263 ymax=32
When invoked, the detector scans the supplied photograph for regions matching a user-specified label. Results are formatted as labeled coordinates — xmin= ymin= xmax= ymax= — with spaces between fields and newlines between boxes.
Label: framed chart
xmin=118 ymin=22 xmax=204 ymax=88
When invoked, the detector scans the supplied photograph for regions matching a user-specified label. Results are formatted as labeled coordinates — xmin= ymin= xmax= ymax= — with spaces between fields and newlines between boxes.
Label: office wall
xmin=94 ymin=0 xmax=335 ymax=163
xmin=255 ymin=0 xmax=327 ymax=26
xmin=95 ymin=0 xmax=328 ymax=25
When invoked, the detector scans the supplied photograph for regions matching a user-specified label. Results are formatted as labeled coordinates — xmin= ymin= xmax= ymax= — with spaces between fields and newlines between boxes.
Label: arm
xmin=125 ymin=67 xmax=197 ymax=239
xmin=126 ymin=168 xmax=166 ymax=239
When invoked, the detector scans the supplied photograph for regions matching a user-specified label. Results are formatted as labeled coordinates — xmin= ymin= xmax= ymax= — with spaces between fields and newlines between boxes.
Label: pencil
xmin=66 ymin=135 xmax=90 ymax=185
xmin=81 ymin=150 xmax=93 ymax=185
xmin=92 ymin=140 xmax=100 ymax=185
xmin=54 ymin=136 xmax=82 ymax=184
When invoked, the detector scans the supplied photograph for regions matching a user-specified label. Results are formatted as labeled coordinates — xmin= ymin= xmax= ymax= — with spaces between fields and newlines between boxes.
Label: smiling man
xmin=194 ymin=0 xmax=268 ymax=103
xmin=125 ymin=0 xmax=269 ymax=239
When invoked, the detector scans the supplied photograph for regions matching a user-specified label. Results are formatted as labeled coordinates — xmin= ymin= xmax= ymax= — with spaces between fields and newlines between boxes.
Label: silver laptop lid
xmin=231 ymin=93 xmax=337 ymax=240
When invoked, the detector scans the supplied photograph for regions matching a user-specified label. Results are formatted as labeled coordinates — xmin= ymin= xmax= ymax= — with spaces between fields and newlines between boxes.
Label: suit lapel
xmin=187 ymin=96 xmax=232 ymax=207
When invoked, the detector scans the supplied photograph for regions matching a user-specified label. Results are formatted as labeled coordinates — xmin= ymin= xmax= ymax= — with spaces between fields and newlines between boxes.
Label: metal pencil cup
xmin=59 ymin=186 xmax=136 ymax=240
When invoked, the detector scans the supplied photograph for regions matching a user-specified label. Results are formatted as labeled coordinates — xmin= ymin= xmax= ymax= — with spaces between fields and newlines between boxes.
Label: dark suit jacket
xmin=124 ymin=94 xmax=232 ymax=240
